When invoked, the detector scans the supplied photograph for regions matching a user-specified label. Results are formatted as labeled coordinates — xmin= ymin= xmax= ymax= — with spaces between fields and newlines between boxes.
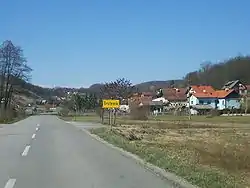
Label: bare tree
xmin=0 ymin=40 xmax=32 ymax=119
xmin=199 ymin=62 xmax=212 ymax=85
xmin=100 ymin=78 xmax=134 ymax=101
xmin=99 ymin=78 xmax=135 ymax=124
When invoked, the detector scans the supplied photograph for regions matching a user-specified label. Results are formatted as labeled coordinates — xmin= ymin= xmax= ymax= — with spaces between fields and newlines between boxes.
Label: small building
xmin=188 ymin=91 xmax=217 ymax=108
xmin=222 ymin=80 xmax=247 ymax=95
xmin=188 ymin=86 xmax=241 ymax=111
xmin=162 ymin=88 xmax=187 ymax=108
xmin=216 ymin=89 xmax=241 ymax=110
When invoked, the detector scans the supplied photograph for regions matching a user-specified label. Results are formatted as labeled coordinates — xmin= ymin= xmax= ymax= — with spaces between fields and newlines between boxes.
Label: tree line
xmin=184 ymin=56 xmax=250 ymax=88
xmin=0 ymin=40 xmax=32 ymax=120
xmin=63 ymin=93 xmax=98 ymax=113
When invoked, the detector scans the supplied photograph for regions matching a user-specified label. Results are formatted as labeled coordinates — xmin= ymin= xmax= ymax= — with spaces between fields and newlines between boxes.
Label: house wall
xmin=218 ymin=99 xmax=240 ymax=110
xmin=189 ymin=95 xmax=199 ymax=105
xmin=218 ymin=98 xmax=241 ymax=110
xmin=198 ymin=98 xmax=217 ymax=108
xmin=218 ymin=92 xmax=241 ymax=110
xmin=189 ymin=95 xmax=217 ymax=108
xmin=225 ymin=99 xmax=241 ymax=109
xmin=218 ymin=99 xmax=226 ymax=110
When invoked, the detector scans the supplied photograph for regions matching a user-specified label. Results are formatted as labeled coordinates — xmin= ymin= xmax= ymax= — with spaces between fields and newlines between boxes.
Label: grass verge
xmin=91 ymin=125 xmax=249 ymax=188
xmin=0 ymin=115 xmax=28 ymax=124
xmin=60 ymin=114 xmax=250 ymax=126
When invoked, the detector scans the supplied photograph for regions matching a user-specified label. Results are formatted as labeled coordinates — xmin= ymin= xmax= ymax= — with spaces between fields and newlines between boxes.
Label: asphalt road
xmin=0 ymin=115 xmax=174 ymax=188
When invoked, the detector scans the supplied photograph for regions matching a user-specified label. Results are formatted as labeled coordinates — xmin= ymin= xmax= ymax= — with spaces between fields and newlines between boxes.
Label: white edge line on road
xmin=22 ymin=145 xmax=31 ymax=156
xmin=36 ymin=127 xmax=39 ymax=131
xmin=32 ymin=134 xmax=36 ymax=139
xmin=4 ymin=179 xmax=16 ymax=188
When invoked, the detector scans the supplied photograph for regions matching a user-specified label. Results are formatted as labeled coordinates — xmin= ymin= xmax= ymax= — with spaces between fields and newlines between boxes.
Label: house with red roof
xmin=187 ymin=85 xmax=241 ymax=111
xmin=162 ymin=88 xmax=187 ymax=103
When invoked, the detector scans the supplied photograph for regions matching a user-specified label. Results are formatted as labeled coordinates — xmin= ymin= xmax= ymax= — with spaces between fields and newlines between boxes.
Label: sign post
xmin=102 ymin=99 xmax=120 ymax=129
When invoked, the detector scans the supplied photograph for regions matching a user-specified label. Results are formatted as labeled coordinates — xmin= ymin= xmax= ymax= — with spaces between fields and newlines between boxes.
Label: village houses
xmin=126 ymin=80 xmax=248 ymax=115
xmin=186 ymin=80 xmax=248 ymax=114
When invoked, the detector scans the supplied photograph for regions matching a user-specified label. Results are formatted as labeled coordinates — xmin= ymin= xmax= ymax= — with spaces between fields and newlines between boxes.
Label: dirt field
xmin=92 ymin=123 xmax=250 ymax=188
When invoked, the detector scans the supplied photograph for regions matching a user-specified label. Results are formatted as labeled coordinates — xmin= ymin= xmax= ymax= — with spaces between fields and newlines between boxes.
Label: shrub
xmin=59 ymin=108 xmax=69 ymax=116
xmin=209 ymin=109 xmax=222 ymax=117
xmin=129 ymin=101 xmax=149 ymax=120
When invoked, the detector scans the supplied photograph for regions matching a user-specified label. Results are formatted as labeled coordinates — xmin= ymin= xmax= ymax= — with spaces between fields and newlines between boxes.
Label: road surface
xmin=0 ymin=115 xmax=174 ymax=188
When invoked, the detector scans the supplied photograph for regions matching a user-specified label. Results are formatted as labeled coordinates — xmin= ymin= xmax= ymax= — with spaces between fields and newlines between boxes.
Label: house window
xmin=191 ymin=101 xmax=193 ymax=104
xmin=200 ymin=100 xmax=204 ymax=105
xmin=222 ymin=100 xmax=225 ymax=105
xmin=207 ymin=101 xmax=211 ymax=104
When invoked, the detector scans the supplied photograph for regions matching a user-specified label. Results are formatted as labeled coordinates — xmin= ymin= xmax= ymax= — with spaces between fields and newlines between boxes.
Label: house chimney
xmin=203 ymin=90 xmax=206 ymax=93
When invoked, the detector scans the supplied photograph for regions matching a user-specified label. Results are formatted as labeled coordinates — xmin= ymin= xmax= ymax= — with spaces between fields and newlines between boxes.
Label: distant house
xmin=216 ymin=90 xmax=241 ymax=110
xmin=187 ymin=85 xmax=241 ymax=111
xmin=129 ymin=92 xmax=153 ymax=106
xmin=188 ymin=89 xmax=217 ymax=109
xmin=162 ymin=88 xmax=187 ymax=108
xmin=186 ymin=85 xmax=216 ymax=107
xmin=222 ymin=80 xmax=247 ymax=95
xmin=129 ymin=92 xmax=167 ymax=114
xmin=186 ymin=85 xmax=215 ymax=96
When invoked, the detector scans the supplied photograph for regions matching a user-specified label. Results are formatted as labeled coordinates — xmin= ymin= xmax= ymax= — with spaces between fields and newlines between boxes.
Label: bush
xmin=209 ymin=109 xmax=222 ymax=117
xmin=129 ymin=101 xmax=149 ymax=120
xmin=59 ymin=108 xmax=69 ymax=116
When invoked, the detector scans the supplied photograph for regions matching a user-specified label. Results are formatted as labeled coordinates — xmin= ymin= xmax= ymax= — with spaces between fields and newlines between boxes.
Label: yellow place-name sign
xmin=102 ymin=99 xmax=120 ymax=109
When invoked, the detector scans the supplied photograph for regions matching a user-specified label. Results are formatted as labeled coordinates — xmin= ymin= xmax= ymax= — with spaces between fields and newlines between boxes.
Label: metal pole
xmin=245 ymin=96 xmax=248 ymax=114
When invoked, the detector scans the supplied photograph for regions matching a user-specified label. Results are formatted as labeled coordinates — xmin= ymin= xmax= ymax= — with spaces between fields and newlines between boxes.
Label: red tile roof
xmin=193 ymin=92 xmax=216 ymax=98
xmin=215 ymin=89 xmax=235 ymax=98
xmin=191 ymin=85 xmax=215 ymax=93
xmin=129 ymin=96 xmax=152 ymax=106
xmin=193 ymin=89 xmax=234 ymax=98
xmin=163 ymin=88 xmax=187 ymax=101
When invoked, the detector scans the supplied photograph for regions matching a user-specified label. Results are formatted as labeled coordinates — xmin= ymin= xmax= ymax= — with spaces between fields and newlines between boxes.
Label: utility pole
xmin=187 ymin=75 xmax=191 ymax=120
xmin=245 ymin=93 xmax=248 ymax=114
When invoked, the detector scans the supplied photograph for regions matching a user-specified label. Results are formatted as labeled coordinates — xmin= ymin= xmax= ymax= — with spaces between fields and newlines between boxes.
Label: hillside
xmin=17 ymin=55 xmax=250 ymax=99
xmin=184 ymin=56 xmax=250 ymax=88
xmin=135 ymin=80 xmax=185 ymax=92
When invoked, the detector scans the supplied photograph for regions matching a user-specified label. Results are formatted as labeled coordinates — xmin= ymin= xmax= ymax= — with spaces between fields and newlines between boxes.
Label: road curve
xmin=0 ymin=115 xmax=174 ymax=188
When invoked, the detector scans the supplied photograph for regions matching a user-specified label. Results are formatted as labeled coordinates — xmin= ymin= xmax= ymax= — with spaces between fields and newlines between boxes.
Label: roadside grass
xmin=60 ymin=114 xmax=250 ymax=126
xmin=152 ymin=115 xmax=250 ymax=124
xmin=0 ymin=115 xmax=29 ymax=124
xmin=91 ymin=124 xmax=250 ymax=188
xmin=59 ymin=115 xmax=102 ymax=123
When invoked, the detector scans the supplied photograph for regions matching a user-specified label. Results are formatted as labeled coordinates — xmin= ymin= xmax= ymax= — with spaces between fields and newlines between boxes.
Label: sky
xmin=0 ymin=0 xmax=249 ymax=88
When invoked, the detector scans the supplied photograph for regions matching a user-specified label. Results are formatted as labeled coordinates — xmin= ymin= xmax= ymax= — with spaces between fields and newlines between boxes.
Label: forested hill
xmin=184 ymin=56 xmax=250 ymax=89
xmin=20 ymin=55 xmax=250 ymax=98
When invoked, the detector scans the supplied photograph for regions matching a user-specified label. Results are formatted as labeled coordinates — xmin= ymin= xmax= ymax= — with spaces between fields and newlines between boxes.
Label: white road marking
xmin=36 ymin=127 xmax=39 ymax=131
xmin=22 ymin=145 xmax=31 ymax=156
xmin=4 ymin=179 xmax=16 ymax=188
xmin=37 ymin=123 xmax=40 ymax=127
xmin=32 ymin=134 xmax=36 ymax=139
